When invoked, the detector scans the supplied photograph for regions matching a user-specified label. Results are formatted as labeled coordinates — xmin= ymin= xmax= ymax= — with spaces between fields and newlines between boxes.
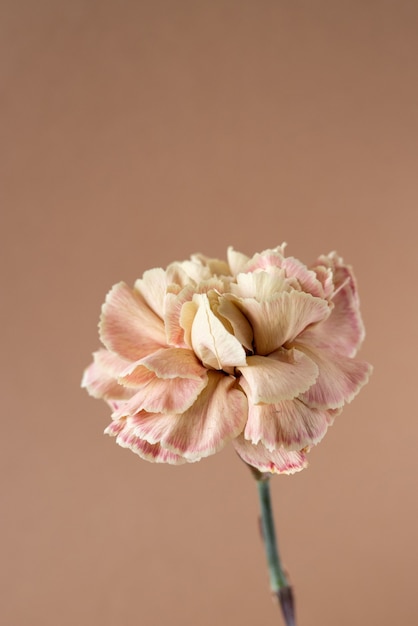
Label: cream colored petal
xmin=179 ymin=298 xmax=198 ymax=349
xmin=165 ymin=284 xmax=195 ymax=347
xmin=125 ymin=436 xmax=189 ymax=464
xmin=314 ymin=252 xmax=359 ymax=303
xmin=165 ymin=280 xmax=230 ymax=349
xmin=244 ymin=398 xmax=330 ymax=451
xmin=227 ymin=247 xmax=250 ymax=276
xmin=238 ymin=349 xmax=319 ymax=404
xmin=243 ymin=248 xmax=285 ymax=273
xmin=116 ymin=363 xmax=208 ymax=415
xmin=138 ymin=347 xmax=207 ymax=380
xmin=109 ymin=420 xmax=187 ymax=465
xmin=217 ymin=297 xmax=253 ymax=351
xmin=117 ymin=361 xmax=156 ymax=388
xmin=134 ymin=268 xmax=167 ymax=318
xmin=196 ymin=277 xmax=232 ymax=294
xmin=91 ymin=348 xmax=132 ymax=377
xmin=299 ymin=284 xmax=365 ymax=357
xmin=104 ymin=418 xmax=126 ymax=437
xmin=190 ymin=293 xmax=247 ymax=369
xmin=100 ymin=282 xmax=167 ymax=361
xmin=230 ymin=268 xmax=289 ymax=299
xmin=81 ymin=351 xmax=134 ymax=401
xmin=296 ymin=340 xmax=372 ymax=409
xmin=281 ymin=257 xmax=324 ymax=297
xmin=236 ymin=291 xmax=330 ymax=355
xmin=165 ymin=262 xmax=192 ymax=288
xmin=311 ymin=265 xmax=334 ymax=299
xmin=190 ymin=253 xmax=230 ymax=277
xmin=233 ymin=435 xmax=308 ymax=474
xmin=176 ymin=259 xmax=212 ymax=283
xmin=130 ymin=372 xmax=247 ymax=460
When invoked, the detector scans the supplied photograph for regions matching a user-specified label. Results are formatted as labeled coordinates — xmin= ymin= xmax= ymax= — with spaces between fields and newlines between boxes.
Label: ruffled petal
xmin=231 ymin=268 xmax=290 ymax=300
xmin=81 ymin=350 xmax=134 ymax=401
xmin=115 ymin=366 xmax=208 ymax=415
xmin=242 ymin=247 xmax=286 ymax=273
xmin=190 ymin=253 xmax=230 ymax=277
xmin=173 ymin=259 xmax=211 ymax=284
xmin=100 ymin=282 xmax=167 ymax=361
xmin=164 ymin=284 xmax=195 ymax=348
xmin=164 ymin=262 xmax=191 ymax=288
xmin=106 ymin=420 xmax=187 ymax=465
xmin=233 ymin=435 xmax=308 ymax=474
xmin=310 ymin=264 xmax=334 ymax=299
xmin=217 ymin=297 xmax=254 ymax=351
xmin=281 ymin=257 xmax=325 ymax=297
xmin=134 ymin=268 xmax=168 ymax=318
xmin=238 ymin=349 xmax=319 ymax=404
xmin=104 ymin=419 xmax=126 ymax=436
xmin=137 ymin=347 xmax=207 ymax=380
xmin=234 ymin=291 xmax=330 ymax=355
xmin=296 ymin=340 xmax=372 ymax=409
xmin=331 ymin=258 xmax=361 ymax=307
xmin=128 ymin=372 xmax=247 ymax=460
xmin=244 ymin=398 xmax=331 ymax=451
xmin=165 ymin=279 xmax=232 ymax=349
xmin=90 ymin=348 xmax=132 ymax=377
xmin=83 ymin=349 xmax=132 ymax=388
xmin=314 ymin=252 xmax=360 ymax=303
xmin=299 ymin=284 xmax=365 ymax=357
xmin=227 ymin=247 xmax=250 ymax=276
xmin=190 ymin=293 xmax=247 ymax=370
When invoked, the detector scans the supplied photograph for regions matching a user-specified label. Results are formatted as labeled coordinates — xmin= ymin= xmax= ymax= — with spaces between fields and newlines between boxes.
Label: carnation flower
xmin=82 ymin=245 xmax=371 ymax=474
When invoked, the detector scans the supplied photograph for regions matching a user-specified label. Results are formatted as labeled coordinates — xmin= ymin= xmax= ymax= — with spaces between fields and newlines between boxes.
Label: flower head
xmin=82 ymin=245 xmax=371 ymax=474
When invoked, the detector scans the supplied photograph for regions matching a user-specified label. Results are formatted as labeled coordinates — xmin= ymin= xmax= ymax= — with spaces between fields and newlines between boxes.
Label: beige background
xmin=2 ymin=2 xmax=417 ymax=625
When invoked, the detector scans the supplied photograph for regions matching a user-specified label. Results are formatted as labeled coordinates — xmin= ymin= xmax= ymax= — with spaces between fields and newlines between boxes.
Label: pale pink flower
xmin=82 ymin=245 xmax=372 ymax=474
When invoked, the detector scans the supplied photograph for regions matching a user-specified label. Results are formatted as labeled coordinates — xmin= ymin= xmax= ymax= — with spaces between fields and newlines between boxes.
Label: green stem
xmin=257 ymin=477 xmax=288 ymax=591
xmin=251 ymin=468 xmax=296 ymax=626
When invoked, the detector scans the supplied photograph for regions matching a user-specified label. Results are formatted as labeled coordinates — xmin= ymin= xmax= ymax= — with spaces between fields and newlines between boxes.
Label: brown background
xmin=2 ymin=2 xmax=417 ymax=625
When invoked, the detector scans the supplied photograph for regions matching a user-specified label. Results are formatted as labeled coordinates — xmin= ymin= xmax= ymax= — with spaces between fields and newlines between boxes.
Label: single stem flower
xmin=82 ymin=244 xmax=372 ymax=622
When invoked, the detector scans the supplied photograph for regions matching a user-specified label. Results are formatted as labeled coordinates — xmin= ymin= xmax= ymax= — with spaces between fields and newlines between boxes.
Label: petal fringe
xmin=233 ymin=436 xmax=308 ymax=474
xmin=100 ymin=282 xmax=167 ymax=361
xmin=127 ymin=372 xmax=247 ymax=460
